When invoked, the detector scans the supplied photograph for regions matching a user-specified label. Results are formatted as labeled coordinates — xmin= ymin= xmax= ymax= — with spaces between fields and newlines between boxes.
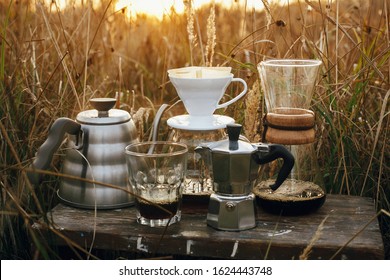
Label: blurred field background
xmin=0 ymin=0 xmax=389 ymax=259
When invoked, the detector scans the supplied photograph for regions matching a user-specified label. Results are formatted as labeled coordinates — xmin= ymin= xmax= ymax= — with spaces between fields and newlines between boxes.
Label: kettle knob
xmin=90 ymin=98 xmax=116 ymax=117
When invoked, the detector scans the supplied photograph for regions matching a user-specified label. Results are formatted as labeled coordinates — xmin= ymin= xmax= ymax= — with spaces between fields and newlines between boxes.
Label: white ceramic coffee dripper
xmin=168 ymin=67 xmax=248 ymax=117
xmin=166 ymin=67 xmax=248 ymax=198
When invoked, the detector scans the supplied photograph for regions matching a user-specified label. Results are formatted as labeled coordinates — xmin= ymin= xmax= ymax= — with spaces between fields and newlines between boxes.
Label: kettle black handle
xmin=27 ymin=117 xmax=81 ymax=185
xmin=253 ymin=144 xmax=294 ymax=191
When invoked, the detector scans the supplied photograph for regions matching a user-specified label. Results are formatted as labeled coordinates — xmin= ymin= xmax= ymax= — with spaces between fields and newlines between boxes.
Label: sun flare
xmin=115 ymin=0 xmax=184 ymax=19
xmin=115 ymin=0 xmax=266 ymax=20
xmin=47 ymin=0 xmax=268 ymax=20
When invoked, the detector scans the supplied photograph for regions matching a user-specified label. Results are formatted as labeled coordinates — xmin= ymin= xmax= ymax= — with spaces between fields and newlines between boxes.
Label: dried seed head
xmin=276 ymin=20 xmax=286 ymax=27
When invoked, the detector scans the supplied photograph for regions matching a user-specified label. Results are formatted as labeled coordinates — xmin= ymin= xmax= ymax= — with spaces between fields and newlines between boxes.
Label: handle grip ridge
xmin=27 ymin=117 xmax=81 ymax=185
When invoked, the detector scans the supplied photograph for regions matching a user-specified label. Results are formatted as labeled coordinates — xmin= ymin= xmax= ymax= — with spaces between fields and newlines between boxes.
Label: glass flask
xmin=167 ymin=127 xmax=226 ymax=200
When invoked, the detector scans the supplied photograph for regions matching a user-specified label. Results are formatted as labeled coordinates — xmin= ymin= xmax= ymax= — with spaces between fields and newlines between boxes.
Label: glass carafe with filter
xmin=255 ymin=59 xmax=326 ymax=215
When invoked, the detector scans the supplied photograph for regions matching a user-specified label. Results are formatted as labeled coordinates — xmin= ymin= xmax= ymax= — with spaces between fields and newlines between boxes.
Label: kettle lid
xmin=208 ymin=123 xmax=255 ymax=154
xmin=76 ymin=98 xmax=131 ymax=125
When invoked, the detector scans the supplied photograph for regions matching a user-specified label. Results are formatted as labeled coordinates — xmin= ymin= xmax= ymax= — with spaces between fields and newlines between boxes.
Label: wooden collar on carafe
xmin=262 ymin=108 xmax=316 ymax=145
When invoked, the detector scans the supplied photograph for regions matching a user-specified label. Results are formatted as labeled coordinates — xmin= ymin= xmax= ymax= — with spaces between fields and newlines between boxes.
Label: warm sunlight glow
xmin=45 ymin=0 xmax=289 ymax=20
xmin=115 ymin=0 xmax=267 ymax=20
xmin=115 ymin=0 xmax=185 ymax=19
xmin=45 ymin=0 xmax=89 ymax=10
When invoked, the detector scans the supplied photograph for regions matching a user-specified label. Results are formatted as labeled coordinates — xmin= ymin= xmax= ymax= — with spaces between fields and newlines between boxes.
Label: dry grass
xmin=0 ymin=0 xmax=389 ymax=259
xmin=299 ymin=214 xmax=329 ymax=260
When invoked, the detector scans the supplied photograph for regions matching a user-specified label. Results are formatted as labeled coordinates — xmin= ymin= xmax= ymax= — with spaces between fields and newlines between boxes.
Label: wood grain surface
xmin=33 ymin=194 xmax=384 ymax=260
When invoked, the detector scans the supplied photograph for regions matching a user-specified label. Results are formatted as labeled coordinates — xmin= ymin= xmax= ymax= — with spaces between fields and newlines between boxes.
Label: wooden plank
xmin=33 ymin=194 xmax=384 ymax=259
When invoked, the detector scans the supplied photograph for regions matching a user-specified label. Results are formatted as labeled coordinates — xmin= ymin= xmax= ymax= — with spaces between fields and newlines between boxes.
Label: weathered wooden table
xmin=33 ymin=194 xmax=384 ymax=259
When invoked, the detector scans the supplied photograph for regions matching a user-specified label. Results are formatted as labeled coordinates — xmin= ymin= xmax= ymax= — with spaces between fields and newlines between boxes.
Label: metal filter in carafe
xmin=256 ymin=59 xmax=326 ymax=215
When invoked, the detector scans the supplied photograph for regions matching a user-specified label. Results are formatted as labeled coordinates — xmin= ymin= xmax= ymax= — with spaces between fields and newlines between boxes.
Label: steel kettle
xmin=28 ymin=98 xmax=139 ymax=209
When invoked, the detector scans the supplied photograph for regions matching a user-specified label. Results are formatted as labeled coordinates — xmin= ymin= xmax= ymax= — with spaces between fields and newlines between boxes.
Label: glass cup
xmin=125 ymin=142 xmax=188 ymax=227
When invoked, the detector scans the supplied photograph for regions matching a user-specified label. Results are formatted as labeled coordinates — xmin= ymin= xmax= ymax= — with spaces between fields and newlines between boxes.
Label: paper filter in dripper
xmin=168 ymin=66 xmax=232 ymax=78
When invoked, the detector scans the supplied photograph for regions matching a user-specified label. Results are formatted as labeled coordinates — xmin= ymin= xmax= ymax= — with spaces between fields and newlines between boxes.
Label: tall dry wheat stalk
xmin=184 ymin=0 xmax=197 ymax=66
xmin=205 ymin=1 xmax=216 ymax=66
xmin=243 ymin=79 xmax=262 ymax=142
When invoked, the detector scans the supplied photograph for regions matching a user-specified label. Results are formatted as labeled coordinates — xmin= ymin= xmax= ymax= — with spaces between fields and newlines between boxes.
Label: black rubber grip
xmin=253 ymin=144 xmax=295 ymax=191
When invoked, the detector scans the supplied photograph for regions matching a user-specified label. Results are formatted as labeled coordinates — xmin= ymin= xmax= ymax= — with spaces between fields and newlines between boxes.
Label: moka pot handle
xmin=27 ymin=117 xmax=81 ymax=185
xmin=253 ymin=144 xmax=295 ymax=191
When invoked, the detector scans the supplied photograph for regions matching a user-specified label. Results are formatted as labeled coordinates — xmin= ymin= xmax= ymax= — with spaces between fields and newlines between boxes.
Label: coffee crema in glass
xmin=135 ymin=188 xmax=181 ymax=220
